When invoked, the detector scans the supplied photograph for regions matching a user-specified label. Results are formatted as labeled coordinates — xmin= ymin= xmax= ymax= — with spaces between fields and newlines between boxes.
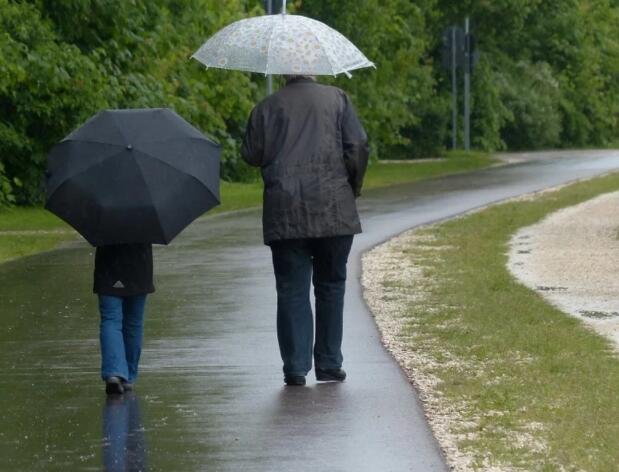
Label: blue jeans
xmin=99 ymin=295 xmax=147 ymax=383
xmin=270 ymin=236 xmax=354 ymax=376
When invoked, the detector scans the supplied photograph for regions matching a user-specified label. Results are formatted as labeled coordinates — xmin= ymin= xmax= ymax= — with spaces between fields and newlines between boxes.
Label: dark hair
xmin=284 ymin=75 xmax=316 ymax=83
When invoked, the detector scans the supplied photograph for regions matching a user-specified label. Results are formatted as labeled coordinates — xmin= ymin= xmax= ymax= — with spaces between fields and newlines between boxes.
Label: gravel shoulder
xmin=361 ymin=175 xmax=619 ymax=471
xmin=508 ymin=190 xmax=619 ymax=350
xmin=362 ymin=233 xmax=478 ymax=471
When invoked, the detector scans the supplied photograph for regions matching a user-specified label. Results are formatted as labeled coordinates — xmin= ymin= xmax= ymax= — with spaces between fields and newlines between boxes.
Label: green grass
xmin=0 ymin=151 xmax=495 ymax=263
xmin=0 ymin=206 xmax=69 ymax=231
xmin=383 ymin=173 xmax=619 ymax=470
xmin=363 ymin=150 xmax=495 ymax=189
xmin=0 ymin=207 xmax=76 ymax=263
xmin=0 ymin=232 xmax=74 ymax=263
xmin=211 ymin=180 xmax=263 ymax=214
xmin=213 ymin=150 xmax=496 ymax=213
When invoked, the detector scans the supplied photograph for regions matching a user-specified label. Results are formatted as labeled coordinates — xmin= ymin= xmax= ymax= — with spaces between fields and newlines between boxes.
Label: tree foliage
xmin=0 ymin=0 xmax=618 ymax=206
xmin=298 ymin=0 xmax=440 ymax=159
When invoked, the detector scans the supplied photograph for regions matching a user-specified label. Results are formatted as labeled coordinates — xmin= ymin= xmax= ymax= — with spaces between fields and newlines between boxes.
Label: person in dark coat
xmin=94 ymin=243 xmax=154 ymax=394
xmin=242 ymin=75 xmax=369 ymax=386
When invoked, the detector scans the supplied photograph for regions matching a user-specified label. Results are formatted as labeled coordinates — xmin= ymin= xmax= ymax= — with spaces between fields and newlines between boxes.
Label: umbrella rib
xmin=206 ymin=18 xmax=249 ymax=71
xmin=141 ymin=136 xmax=219 ymax=147
xmin=131 ymin=150 xmax=170 ymax=243
xmin=311 ymin=20 xmax=373 ymax=77
xmin=213 ymin=21 xmax=238 ymax=70
xmin=135 ymin=148 xmax=220 ymax=201
xmin=188 ymin=178 xmax=220 ymax=209
xmin=134 ymin=144 xmax=217 ymax=188
xmin=45 ymin=176 xmax=104 ymax=246
xmin=49 ymin=150 xmax=217 ymax=245
xmin=311 ymin=25 xmax=340 ymax=77
xmin=140 ymin=147 xmax=220 ymax=204
xmin=65 ymin=135 xmax=218 ymax=148
xmin=47 ymin=146 xmax=127 ymax=196
xmin=179 ymin=170 xmax=221 ymax=207
xmin=110 ymin=112 xmax=129 ymax=145
xmin=61 ymin=138 xmax=127 ymax=147
xmin=265 ymin=16 xmax=280 ymax=76
xmin=134 ymin=149 xmax=221 ymax=237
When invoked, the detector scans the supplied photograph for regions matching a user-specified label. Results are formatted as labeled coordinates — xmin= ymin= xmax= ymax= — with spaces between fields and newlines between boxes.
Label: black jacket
xmin=242 ymin=78 xmax=369 ymax=244
xmin=93 ymin=244 xmax=154 ymax=297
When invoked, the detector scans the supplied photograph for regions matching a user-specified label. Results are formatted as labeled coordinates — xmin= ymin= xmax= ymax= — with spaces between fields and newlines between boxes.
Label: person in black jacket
xmin=94 ymin=243 xmax=154 ymax=394
xmin=242 ymin=75 xmax=369 ymax=386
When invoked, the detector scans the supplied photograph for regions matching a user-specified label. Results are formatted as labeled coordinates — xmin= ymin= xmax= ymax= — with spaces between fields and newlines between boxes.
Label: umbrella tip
xmin=126 ymin=144 xmax=133 ymax=151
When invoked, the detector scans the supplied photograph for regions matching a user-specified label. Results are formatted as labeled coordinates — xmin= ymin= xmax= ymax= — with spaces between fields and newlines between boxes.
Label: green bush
xmin=1 ymin=0 xmax=618 ymax=205
xmin=0 ymin=0 xmax=111 ymax=204
xmin=0 ymin=161 xmax=16 ymax=207
xmin=500 ymin=60 xmax=562 ymax=150
xmin=299 ymin=0 xmax=437 ymax=160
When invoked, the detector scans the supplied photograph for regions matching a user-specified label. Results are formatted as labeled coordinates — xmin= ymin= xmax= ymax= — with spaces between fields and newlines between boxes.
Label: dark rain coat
xmin=93 ymin=244 xmax=155 ymax=297
xmin=241 ymin=78 xmax=369 ymax=245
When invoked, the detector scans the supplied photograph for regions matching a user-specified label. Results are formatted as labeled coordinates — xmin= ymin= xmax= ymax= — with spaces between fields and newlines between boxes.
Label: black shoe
xmin=284 ymin=375 xmax=306 ymax=386
xmin=315 ymin=368 xmax=346 ymax=382
xmin=105 ymin=376 xmax=125 ymax=395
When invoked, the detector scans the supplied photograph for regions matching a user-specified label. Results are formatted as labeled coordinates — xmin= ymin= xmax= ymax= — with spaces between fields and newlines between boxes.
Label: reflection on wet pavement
xmin=103 ymin=393 xmax=146 ymax=472
xmin=1 ymin=151 xmax=619 ymax=471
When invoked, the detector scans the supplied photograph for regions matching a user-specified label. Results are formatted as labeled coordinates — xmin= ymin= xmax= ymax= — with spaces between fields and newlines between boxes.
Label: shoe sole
xmin=315 ymin=373 xmax=346 ymax=382
xmin=105 ymin=381 xmax=125 ymax=395
xmin=284 ymin=377 xmax=306 ymax=386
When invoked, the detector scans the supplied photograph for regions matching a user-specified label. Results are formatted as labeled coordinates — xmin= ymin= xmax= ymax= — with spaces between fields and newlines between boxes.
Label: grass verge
xmin=363 ymin=173 xmax=619 ymax=470
xmin=0 ymin=208 xmax=76 ymax=263
xmin=212 ymin=151 xmax=496 ymax=214
xmin=0 ymin=151 xmax=495 ymax=264
xmin=362 ymin=150 xmax=495 ymax=189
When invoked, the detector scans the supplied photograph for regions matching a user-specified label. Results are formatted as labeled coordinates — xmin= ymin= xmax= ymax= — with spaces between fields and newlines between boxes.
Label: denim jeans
xmin=99 ymin=295 xmax=147 ymax=383
xmin=270 ymin=235 xmax=354 ymax=376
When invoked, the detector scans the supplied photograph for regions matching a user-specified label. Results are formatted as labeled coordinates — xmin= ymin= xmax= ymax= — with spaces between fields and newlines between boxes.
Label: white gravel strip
xmin=508 ymin=191 xmax=619 ymax=350
xmin=361 ymin=182 xmax=616 ymax=471
xmin=362 ymin=233 xmax=486 ymax=472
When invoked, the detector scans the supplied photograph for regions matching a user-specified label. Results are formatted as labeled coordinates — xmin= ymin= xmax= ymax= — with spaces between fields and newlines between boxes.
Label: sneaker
xmin=105 ymin=376 xmax=125 ymax=395
xmin=284 ymin=374 xmax=306 ymax=386
xmin=315 ymin=368 xmax=346 ymax=382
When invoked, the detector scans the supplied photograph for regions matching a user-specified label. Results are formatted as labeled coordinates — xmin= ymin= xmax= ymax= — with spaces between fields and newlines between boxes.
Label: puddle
xmin=579 ymin=310 xmax=619 ymax=320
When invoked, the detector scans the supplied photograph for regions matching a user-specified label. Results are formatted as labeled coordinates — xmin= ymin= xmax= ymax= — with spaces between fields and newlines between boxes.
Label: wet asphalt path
xmin=1 ymin=150 xmax=619 ymax=471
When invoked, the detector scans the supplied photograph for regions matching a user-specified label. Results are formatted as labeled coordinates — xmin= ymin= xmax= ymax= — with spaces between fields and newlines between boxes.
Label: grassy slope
xmin=0 ymin=152 xmax=495 ymax=263
xmin=387 ymin=173 xmax=619 ymax=470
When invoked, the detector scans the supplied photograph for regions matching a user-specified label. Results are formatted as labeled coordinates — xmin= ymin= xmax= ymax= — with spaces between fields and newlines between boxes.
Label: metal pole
xmin=464 ymin=17 xmax=471 ymax=151
xmin=266 ymin=0 xmax=273 ymax=95
xmin=451 ymin=28 xmax=457 ymax=150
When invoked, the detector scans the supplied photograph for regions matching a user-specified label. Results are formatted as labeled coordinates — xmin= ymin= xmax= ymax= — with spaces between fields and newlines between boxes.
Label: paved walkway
xmin=1 ymin=150 xmax=618 ymax=471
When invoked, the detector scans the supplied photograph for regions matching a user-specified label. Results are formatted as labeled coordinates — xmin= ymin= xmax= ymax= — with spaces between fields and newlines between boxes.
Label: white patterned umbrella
xmin=191 ymin=2 xmax=374 ymax=78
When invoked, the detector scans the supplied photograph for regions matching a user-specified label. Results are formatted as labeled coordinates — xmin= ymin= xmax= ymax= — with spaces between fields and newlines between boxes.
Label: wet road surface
xmin=1 ymin=150 xmax=618 ymax=471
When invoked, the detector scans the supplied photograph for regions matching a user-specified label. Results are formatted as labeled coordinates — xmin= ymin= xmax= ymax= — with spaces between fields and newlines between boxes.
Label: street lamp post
xmin=451 ymin=27 xmax=457 ymax=150
xmin=266 ymin=0 xmax=273 ymax=95
xmin=464 ymin=17 xmax=471 ymax=151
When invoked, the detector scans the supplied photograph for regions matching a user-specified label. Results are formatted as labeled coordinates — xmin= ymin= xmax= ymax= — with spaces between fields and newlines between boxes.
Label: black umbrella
xmin=45 ymin=108 xmax=220 ymax=246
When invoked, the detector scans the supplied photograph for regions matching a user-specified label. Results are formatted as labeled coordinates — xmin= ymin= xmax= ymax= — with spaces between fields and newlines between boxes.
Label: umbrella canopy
xmin=191 ymin=8 xmax=374 ymax=77
xmin=45 ymin=108 xmax=220 ymax=246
